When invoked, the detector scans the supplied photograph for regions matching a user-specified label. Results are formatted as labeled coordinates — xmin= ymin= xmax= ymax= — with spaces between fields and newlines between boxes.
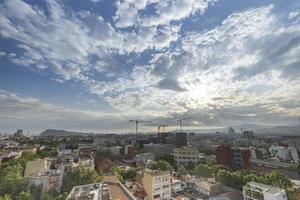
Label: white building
xmin=170 ymin=177 xmax=182 ymax=194
xmin=173 ymin=146 xmax=200 ymax=165
xmin=67 ymin=183 xmax=104 ymax=200
xmin=142 ymin=169 xmax=172 ymax=200
xmin=269 ymin=146 xmax=299 ymax=163
xmin=243 ymin=181 xmax=288 ymax=200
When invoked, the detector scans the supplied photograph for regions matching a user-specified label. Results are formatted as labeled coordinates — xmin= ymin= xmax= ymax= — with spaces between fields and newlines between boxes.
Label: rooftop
xmin=245 ymin=181 xmax=285 ymax=195
xmin=67 ymin=183 xmax=103 ymax=200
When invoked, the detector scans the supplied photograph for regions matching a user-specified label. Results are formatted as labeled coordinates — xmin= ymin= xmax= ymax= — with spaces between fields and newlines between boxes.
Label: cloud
xmin=157 ymin=78 xmax=186 ymax=92
xmin=113 ymin=0 xmax=216 ymax=28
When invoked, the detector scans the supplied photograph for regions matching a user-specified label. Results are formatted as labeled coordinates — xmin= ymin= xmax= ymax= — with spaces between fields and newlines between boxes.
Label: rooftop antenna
xmin=177 ymin=118 xmax=192 ymax=133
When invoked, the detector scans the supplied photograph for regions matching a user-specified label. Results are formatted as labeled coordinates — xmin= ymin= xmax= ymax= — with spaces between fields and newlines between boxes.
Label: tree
xmin=61 ymin=167 xmax=101 ymax=193
xmin=0 ymin=195 xmax=12 ymax=200
xmin=178 ymin=165 xmax=186 ymax=176
xmin=0 ymin=164 xmax=25 ymax=196
xmin=16 ymin=190 xmax=34 ymax=200
xmin=157 ymin=160 xmax=173 ymax=172
xmin=194 ymin=164 xmax=213 ymax=178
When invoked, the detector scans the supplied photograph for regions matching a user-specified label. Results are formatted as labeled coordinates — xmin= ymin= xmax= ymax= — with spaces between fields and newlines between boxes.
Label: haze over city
xmin=0 ymin=0 xmax=300 ymax=133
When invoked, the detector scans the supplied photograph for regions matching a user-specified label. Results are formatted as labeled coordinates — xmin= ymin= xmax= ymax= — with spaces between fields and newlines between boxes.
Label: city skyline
xmin=0 ymin=0 xmax=300 ymax=133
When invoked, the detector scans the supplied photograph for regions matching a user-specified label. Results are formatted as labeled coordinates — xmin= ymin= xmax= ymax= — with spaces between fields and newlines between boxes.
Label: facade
xmin=216 ymin=145 xmax=251 ymax=169
xmin=231 ymin=148 xmax=251 ymax=169
xmin=170 ymin=177 xmax=182 ymax=194
xmin=175 ymin=133 xmax=187 ymax=147
xmin=173 ymin=146 xmax=200 ymax=165
xmin=269 ymin=146 xmax=299 ymax=164
xmin=194 ymin=178 xmax=222 ymax=197
xmin=143 ymin=144 xmax=174 ymax=158
xmin=142 ymin=169 xmax=172 ymax=200
xmin=24 ymin=159 xmax=52 ymax=177
xmin=243 ymin=181 xmax=288 ymax=200
xmin=215 ymin=145 xmax=231 ymax=167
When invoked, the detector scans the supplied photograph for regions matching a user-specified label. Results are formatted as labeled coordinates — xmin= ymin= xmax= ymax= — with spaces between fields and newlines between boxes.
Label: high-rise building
xmin=215 ymin=145 xmax=231 ymax=167
xmin=243 ymin=181 xmax=288 ymax=200
xmin=228 ymin=127 xmax=235 ymax=134
xmin=175 ymin=132 xmax=187 ymax=147
xmin=216 ymin=145 xmax=251 ymax=169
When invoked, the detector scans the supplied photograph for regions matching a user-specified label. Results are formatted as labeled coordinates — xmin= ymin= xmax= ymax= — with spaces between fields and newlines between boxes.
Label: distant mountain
xmin=40 ymin=129 xmax=94 ymax=137
xmin=185 ymin=124 xmax=300 ymax=135
xmin=256 ymin=125 xmax=300 ymax=135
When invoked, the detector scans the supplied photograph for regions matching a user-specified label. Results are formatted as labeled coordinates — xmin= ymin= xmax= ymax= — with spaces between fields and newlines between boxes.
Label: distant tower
xmin=228 ymin=127 xmax=235 ymax=134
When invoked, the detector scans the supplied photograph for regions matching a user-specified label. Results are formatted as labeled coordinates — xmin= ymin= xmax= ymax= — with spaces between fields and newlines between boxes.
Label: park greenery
xmin=61 ymin=167 xmax=101 ymax=193
xmin=0 ymin=149 xmax=86 ymax=200
xmin=112 ymin=167 xmax=138 ymax=183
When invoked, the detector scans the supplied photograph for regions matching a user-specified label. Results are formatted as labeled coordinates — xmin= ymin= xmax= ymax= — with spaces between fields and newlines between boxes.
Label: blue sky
xmin=0 ymin=0 xmax=300 ymax=133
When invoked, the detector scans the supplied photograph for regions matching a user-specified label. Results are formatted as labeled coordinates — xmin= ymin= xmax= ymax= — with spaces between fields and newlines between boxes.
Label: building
xmin=231 ymin=148 xmax=251 ymax=169
xmin=142 ymin=169 xmax=171 ymax=200
xmin=134 ymin=153 xmax=155 ymax=166
xmin=243 ymin=181 xmax=288 ymax=200
xmin=171 ymin=177 xmax=182 ymax=194
xmin=228 ymin=127 xmax=235 ymax=135
xmin=24 ymin=158 xmax=63 ymax=192
xmin=269 ymin=145 xmax=299 ymax=164
xmin=67 ymin=183 xmax=107 ymax=200
xmin=174 ymin=146 xmax=200 ymax=166
xmin=143 ymin=144 xmax=174 ymax=158
xmin=216 ymin=145 xmax=231 ymax=167
xmin=158 ymin=132 xmax=174 ymax=144
xmin=249 ymin=147 xmax=269 ymax=160
xmin=175 ymin=133 xmax=187 ymax=147
xmin=15 ymin=129 xmax=23 ymax=137
xmin=243 ymin=131 xmax=255 ymax=139
xmin=216 ymin=146 xmax=251 ymax=169
xmin=24 ymin=159 xmax=52 ymax=177
xmin=193 ymin=178 xmax=222 ymax=197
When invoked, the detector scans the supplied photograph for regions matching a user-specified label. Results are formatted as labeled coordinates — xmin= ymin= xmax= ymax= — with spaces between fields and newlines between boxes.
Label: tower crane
xmin=177 ymin=118 xmax=192 ymax=133
xmin=129 ymin=120 xmax=151 ymax=144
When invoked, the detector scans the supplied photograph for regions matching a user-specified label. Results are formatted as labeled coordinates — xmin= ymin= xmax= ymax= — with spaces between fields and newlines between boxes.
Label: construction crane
xmin=177 ymin=118 xmax=192 ymax=133
xmin=158 ymin=124 xmax=168 ymax=133
xmin=129 ymin=120 xmax=151 ymax=144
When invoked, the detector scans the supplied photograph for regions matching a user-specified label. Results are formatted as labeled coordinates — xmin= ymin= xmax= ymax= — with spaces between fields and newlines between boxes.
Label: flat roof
xmin=246 ymin=181 xmax=285 ymax=195
xmin=67 ymin=183 xmax=102 ymax=200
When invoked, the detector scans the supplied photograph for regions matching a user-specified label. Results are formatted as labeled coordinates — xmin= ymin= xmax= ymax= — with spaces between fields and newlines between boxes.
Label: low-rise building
xmin=67 ymin=183 xmax=107 ymax=200
xmin=142 ymin=169 xmax=172 ymax=200
xmin=174 ymin=146 xmax=200 ymax=166
xmin=171 ymin=177 xmax=182 ymax=194
xmin=243 ymin=181 xmax=288 ymax=200
xmin=143 ymin=144 xmax=174 ymax=158
xmin=193 ymin=178 xmax=222 ymax=197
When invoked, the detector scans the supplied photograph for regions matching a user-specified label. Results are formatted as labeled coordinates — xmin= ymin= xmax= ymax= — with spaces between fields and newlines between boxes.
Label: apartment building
xmin=142 ymin=169 xmax=172 ymax=200
xmin=143 ymin=144 xmax=174 ymax=158
xmin=173 ymin=146 xmax=200 ymax=166
xmin=269 ymin=145 xmax=299 ymax=164
xmin=215 ymin=145 xmax=251 ymax=169
xmin=243 ymin=181 xmax=288 ymax=200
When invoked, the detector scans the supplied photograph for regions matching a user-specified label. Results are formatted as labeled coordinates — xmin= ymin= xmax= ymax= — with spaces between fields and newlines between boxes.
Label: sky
xmin=0 ymin=0 xmax=300 ymax=134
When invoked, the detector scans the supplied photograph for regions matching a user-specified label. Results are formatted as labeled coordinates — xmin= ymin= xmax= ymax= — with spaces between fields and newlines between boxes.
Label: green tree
xmin=0 ymin=164 xmax=25 ymax=196
xmin=61 ymin=167 xmax=101 ymax=193
xmin=194 ymin=164 xmax=213 ymax=178
xmin=16 ymin=190 xmax=34 ymax=200
xmin=157 ymin=160 xmax=173 ymax=172
xmin=178 ymin=165 xmax=186 ymax=176
xmin=0 ymin=195 xmax=12 ymax=200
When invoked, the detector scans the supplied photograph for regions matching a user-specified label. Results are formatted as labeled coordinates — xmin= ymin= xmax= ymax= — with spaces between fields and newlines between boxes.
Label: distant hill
xmin=40 ymin=129 xmax=94 ymax=137
xmin=256 ymin=125 xmax=300 ymax=135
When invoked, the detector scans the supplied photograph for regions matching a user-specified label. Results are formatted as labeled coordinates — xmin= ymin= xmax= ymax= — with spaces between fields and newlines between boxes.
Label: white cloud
xmin=113 ymin=0 xmax=216 ymax=28
xmin=289 ymin=10 xmax=299 ymax=19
